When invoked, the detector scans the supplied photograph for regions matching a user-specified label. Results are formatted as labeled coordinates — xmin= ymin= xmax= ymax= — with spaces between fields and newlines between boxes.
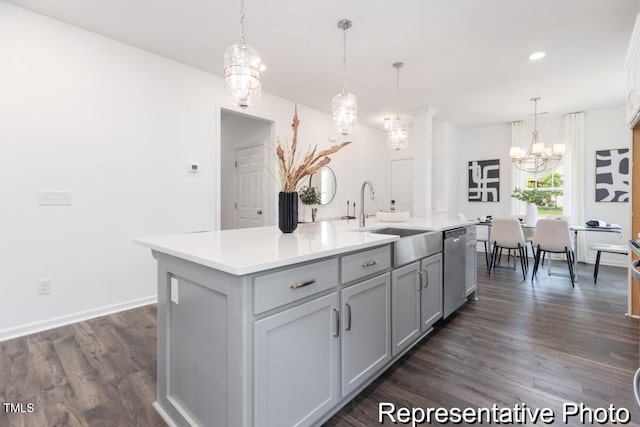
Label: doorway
xmin=391 ymin=158 xmax=414 ymax=214
xmin=220 ymin=109 xmax=273 ymax=230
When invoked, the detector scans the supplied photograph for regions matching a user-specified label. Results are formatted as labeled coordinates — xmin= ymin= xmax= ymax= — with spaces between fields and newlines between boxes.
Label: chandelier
xmin=510 ymin=97 xmax=565 ymax=175
xmin=224 ymin=0 xmax=263 ymax=108
xmin=332 ymin=19 xmax=358 ymax=136
xmin=386 ymin=62 xmax=408 ymax=150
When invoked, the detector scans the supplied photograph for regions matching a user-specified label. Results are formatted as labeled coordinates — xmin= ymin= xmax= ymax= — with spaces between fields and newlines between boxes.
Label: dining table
xmin=477 ymin=220 xmax=623 ymax=283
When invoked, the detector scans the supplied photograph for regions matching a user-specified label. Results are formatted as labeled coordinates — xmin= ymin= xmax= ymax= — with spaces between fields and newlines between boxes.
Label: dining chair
xmin=508 ymin=215 xmax=533 ymax=269
xmin=488 ymin=217 xmax=528 ymax=280
xmin=532 ymin=218 xmax=575 ymax=287
xmin=539 ymin=215 xmax=573 ymax=267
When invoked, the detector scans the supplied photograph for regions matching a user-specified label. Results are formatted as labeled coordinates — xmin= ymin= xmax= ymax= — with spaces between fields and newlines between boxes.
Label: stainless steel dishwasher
xmin=443 ymin=227 xmax=467 ymax=318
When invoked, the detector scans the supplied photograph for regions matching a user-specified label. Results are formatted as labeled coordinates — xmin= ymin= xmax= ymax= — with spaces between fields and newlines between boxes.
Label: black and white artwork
xmin=468 ymin=159 xmax=500 ymax=202
xmin=595 ymin=148 xmax=629 ymax=202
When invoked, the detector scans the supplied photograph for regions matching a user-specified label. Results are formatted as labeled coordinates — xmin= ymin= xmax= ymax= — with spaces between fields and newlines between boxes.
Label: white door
xmin=391 ymin=158 xmax=413 ymax=214
xmin=236 ymin=145 xmax=264 ymax=228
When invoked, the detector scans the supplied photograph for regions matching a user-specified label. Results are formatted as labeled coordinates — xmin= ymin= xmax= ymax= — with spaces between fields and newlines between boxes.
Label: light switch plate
xmin=39 ymin=191 xmax=72 ymax=206
xmin=170 ymin=277 xmax=179 ymax=304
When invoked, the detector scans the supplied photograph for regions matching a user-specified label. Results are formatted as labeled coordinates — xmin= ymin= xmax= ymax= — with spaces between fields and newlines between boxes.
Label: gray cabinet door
xmin=465 ymin=241 xmax=477 ymax=296
xmin=341 ymin=273 xmax=391 ymax=396
xmin=391 ymin=262 xmax=421 ymax=356
xmin=420 ymin=253 xmax=443 ymax=333
xmin=254 ymin=292 xmax=340 ymax=427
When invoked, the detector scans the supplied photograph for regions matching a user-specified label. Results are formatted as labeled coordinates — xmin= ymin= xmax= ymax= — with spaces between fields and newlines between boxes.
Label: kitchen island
xmin=134 ymin=217 xmax=474 ymax=427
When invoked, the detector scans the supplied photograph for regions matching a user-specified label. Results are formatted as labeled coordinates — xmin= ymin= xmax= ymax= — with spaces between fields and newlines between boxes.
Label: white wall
xmin=457 ymin=123 xmax=513 ymax=220
xmin=457 ymin=105 xmax=630 ymax=266
xmin=432 ymin=121 xmax=460 ymax=217
xmin=582 ymin=106 xmax=631 ymax=266
xmin=0 ymin=3 xmax=391 ymax=338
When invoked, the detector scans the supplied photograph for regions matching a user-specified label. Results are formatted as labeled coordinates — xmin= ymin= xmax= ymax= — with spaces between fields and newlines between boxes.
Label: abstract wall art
xmin=595 ymin=148 xmax=629 ymax=202
xmin=468 ymin=159 xmax=500 ymax=202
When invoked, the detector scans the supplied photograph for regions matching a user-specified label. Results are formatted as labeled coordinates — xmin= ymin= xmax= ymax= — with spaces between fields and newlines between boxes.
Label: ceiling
xmin=5 ymin=0 xmax=639 ymax=129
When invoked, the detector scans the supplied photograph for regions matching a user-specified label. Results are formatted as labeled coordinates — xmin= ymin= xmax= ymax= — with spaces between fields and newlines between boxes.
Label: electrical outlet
xmin=37 ymin=279 xmax=52 ymax=296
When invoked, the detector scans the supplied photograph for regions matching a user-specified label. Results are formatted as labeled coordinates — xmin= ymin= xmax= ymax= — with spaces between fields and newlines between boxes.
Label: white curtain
xmin=510 ymin=121 xmax=525 ymax=215
xmin=564 ymin=112 xmax=586 ymax=262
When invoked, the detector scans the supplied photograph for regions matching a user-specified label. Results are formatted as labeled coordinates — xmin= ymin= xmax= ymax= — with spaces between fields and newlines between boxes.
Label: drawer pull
xmin=423 ymin=269 xmax=429 ymax=288
xmin=333 ymin=308 xmax=340 ymax=337
xmin=290 ymin=279 xmax=316 ymax=289
xmin=346 ymin=303 xmax=352 ymax=331
xmin=361 ymin=260 xmax=378 ymax=268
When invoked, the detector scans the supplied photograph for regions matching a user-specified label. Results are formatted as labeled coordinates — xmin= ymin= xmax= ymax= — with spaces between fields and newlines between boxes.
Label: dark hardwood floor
xmin=1 ymin=255 xmax=638 ymax=426
xmin=327 ymin=258 xmax=640 ymax=426
xmin=0 ymin=306 xmax=164 ymax=427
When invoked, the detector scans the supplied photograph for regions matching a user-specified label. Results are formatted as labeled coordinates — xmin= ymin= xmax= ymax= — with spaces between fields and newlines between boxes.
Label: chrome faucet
xmin=359 ymin=181 xmax=375 ymax=227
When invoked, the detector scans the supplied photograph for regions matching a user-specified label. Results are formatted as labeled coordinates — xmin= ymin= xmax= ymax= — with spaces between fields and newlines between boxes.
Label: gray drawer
xmin=340 ymin=245 xmax=391 ymax=284
xmin=253 ymin=258 xmax=338 ymax=314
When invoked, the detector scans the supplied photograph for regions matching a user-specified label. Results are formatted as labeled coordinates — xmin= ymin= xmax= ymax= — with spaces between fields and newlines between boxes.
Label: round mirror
xmin=309 ymin=166 xmax=337 ymax=205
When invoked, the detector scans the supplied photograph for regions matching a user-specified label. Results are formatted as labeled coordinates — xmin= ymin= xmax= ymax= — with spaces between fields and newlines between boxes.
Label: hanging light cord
xmin=533 ymin=97 xmax=538 ymax=133
xmin=395 ymin=66 xmax=400 ymax=118
xmin=342 ymin=27 xmax=348 ymax=93
xmin=239 ymin=0 xmax=246 ymax=45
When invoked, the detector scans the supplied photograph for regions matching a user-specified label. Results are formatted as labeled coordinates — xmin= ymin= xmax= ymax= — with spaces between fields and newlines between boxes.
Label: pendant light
xmin=332 ymin=19 xmax=358 ymax=136
xmin=224 ymin=0 xmax=263 ymax=108
xmin=387 ymin=62 xmax=408 ymax=150
xmin=510 ymin=97 xmax=565 ymax=175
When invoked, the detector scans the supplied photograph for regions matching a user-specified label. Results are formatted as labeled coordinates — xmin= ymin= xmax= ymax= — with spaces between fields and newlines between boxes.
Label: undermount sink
xmin=363 ymin=227 xmax=442 ymax=267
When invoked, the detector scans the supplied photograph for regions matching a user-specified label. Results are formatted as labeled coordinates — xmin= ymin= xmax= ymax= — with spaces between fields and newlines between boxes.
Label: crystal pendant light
xmin=510 ymin=97 xmax=564 ymax=175
xmin=332 ymin=19 xmax=358 ymax=136
xmin=224 ymin=0 xmax=262 ymax=108
xmin=388 ymin=62 xmax=408 ymax=150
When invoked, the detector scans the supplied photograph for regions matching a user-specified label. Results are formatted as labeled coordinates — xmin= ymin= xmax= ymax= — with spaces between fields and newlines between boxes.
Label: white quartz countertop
xmin=133 ymin=217 xmax=475 ymax=276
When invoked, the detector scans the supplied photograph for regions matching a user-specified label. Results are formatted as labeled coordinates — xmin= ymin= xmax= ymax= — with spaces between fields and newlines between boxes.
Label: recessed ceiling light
xmin=529 ymin=51 xmax=547 ymax=61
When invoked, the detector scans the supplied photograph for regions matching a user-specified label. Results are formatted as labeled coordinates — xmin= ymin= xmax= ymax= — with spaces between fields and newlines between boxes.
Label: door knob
xmin=257 ymin=210 xmax=263 ymax=215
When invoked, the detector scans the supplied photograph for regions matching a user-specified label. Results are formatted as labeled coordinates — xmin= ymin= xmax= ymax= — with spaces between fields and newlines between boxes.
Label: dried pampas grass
xmin=272 ymin=106 xmax=351 ymax=192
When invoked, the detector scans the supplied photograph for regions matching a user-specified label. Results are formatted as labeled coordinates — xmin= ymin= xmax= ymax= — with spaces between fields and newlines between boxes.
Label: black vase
xmin=278 ymin=192 xmax=298 ymax=233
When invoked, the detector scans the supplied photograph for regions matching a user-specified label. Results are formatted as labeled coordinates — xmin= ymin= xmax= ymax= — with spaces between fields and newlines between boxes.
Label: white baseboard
xmin=0 ymin=295 xmax=157 ymax=342
xmin=153 ymin=402 xmax=180 ymax=427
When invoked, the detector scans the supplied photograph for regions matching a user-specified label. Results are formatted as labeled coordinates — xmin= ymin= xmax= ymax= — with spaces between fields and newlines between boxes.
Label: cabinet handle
xmin=345 ymin=303 xmax=352 ymax=331
xmin=290 ymin=279 xmax=316 ymax=289
xmin=333 ymin=308 xmax=340 ymax=337
xmin=361 ymin=260 xmax=378 ymax=268
xmin=417 ymin=271 xmax=423 ymax=291
xmin=423 ymin=269 xmax=429 ymax=288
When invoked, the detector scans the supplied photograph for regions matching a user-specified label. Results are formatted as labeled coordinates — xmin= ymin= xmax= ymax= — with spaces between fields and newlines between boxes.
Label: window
xmin=523 ymin=165 xmax=564 ymax=216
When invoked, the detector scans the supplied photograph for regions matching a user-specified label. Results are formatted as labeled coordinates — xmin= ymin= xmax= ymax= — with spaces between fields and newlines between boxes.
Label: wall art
xmin=595 ymin=148 xmax=629 ymax=202
xmin=468 ymin=159 xmax=500 ymax=202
